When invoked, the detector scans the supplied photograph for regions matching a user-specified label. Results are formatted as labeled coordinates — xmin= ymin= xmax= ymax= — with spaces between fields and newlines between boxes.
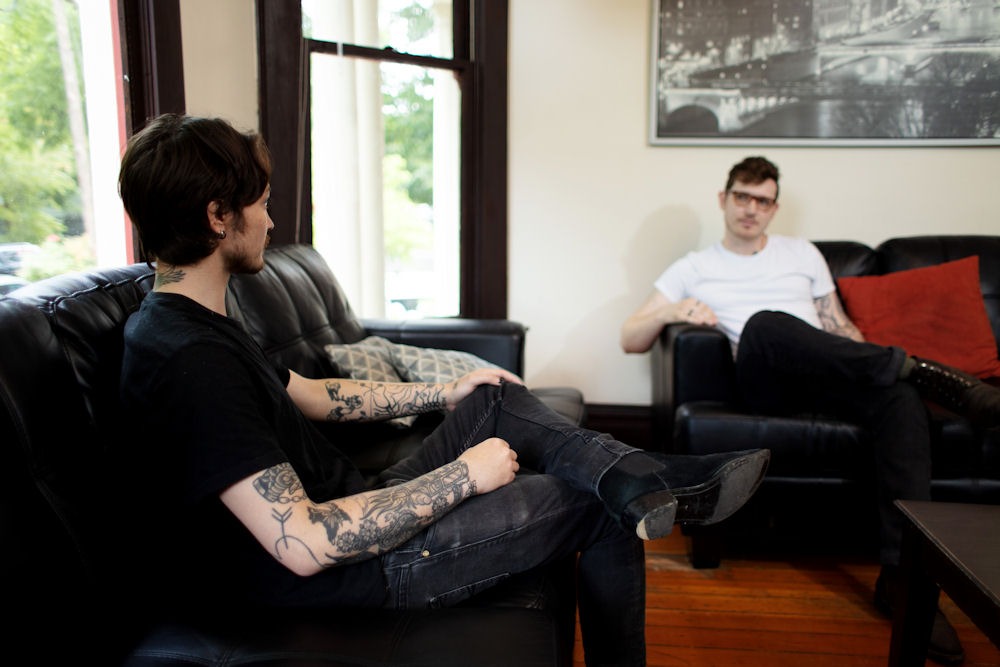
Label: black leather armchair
xmin=653 ymin=235 xmax=1000 ymax=568
xmin=1 ymin=244 xmax=581 ymax=665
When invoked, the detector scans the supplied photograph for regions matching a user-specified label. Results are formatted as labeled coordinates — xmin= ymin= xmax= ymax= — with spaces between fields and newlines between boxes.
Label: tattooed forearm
xmin=323 ymin=380 xmax=448 ymax=422
xmin=255 ymin=461 xmax=475 ymax=568
xmin=814 ymin=293 xmax=864 ymax=342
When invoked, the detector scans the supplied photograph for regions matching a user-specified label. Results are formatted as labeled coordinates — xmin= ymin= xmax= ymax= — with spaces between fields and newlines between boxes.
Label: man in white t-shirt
xmin=622 ymin=156 xmax=1000 ymax=665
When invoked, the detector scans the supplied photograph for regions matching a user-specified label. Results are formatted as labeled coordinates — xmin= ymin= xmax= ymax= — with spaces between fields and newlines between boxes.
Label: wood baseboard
xmin=582 ymin=403 xmax=660 ymax=452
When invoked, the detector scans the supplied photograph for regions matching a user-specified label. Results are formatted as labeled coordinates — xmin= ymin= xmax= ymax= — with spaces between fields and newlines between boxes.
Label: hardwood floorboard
xmin=571 ymin=528 xmax=1000 ymax=666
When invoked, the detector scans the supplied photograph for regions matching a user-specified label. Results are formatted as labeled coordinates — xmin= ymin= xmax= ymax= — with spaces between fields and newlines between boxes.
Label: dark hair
xmin=118 ymin=113 xmax=272 ymax=266
xmin=725 ymin=156 xmax=779 ymax=201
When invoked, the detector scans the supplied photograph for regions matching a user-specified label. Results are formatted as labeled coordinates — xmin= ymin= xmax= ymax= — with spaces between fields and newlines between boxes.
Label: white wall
xmin=508 ymin=0 xmax=1000 ymax=406
xmin=180 ymin=0 xmax=1000 ymax=406
xmin=179 ymin=0 xmax=258 ymax=133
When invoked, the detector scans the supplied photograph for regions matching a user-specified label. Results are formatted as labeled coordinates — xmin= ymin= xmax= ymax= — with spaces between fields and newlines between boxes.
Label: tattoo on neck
xmin=155 ymin=266 xmax=186 ymax=288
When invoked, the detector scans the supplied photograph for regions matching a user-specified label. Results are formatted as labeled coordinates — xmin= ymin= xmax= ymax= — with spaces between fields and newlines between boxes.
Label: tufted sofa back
xmin=0 ymin=264 xmax=155 ymax=659
xmin=227 ymin=244 xmax=368 ymax=379
xmin=0 ymin=245 xmax=415 ymax=660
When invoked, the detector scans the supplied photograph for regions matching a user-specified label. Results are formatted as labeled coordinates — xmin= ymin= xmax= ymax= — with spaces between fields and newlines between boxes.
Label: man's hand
xmin=676 ymin=297 xmax=718 ymax=327
xmin=458 ymin=437 xmax=519 ymax=494
xmin=622 ymin=290 xmax=720 ymax=353
xmin=445 ymin=367 xmax=524 ymax=410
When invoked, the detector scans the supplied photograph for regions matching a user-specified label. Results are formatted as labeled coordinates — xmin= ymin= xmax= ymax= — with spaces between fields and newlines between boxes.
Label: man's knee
xmin=739 ymin=310 xmax=785 ymax=354
xmin=744 ymin=310 xmax=793 ymax=336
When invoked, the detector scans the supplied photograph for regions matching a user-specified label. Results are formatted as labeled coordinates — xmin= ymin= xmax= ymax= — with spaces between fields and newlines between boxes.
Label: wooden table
xmin=889 ymin=500 xmax=1000 ymax=666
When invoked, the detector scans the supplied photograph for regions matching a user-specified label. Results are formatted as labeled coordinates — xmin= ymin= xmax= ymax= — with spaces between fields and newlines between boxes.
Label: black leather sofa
xmin=652 ymin=235 xmax=1000 ymax=567
xmin=1 ymin=243 xmax=584 ymax=666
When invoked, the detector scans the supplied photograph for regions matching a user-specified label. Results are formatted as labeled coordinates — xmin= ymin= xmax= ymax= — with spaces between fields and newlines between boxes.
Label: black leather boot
xmin=599 ymin=449 xmax=769 ymax=541
xmin=874 ymin=565 xmax=965 ymax=665
xmin=645 ymin=449 xmax=770 ymax=527
xmin=905 ymin=357 xmax=1000 ymax=428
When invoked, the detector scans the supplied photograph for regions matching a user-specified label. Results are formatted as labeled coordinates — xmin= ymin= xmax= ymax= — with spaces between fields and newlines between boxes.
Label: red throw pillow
xmin=837 ymin=256 xmax=1000 ymax=379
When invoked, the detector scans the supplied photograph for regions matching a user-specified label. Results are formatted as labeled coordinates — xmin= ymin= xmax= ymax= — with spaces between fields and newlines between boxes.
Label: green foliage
xmin=383 ymin=68 xmax=434 ymax=206
xmin=382 ymin=154 xmax=431 ymax=266
xmin=0 ymin=0 xmax=72 ymax=149
xmin=382 ymin=1 xmax=436 ymax=207
xmin=395 ymin=1 xmax=434 ymax=44
xmin=0 ymin=118 xmax=74 ymax=242
xmin=0 ymin=0 xmax=82 ymax=245
xmin=19 ymin=233 xmax=94 ymax=281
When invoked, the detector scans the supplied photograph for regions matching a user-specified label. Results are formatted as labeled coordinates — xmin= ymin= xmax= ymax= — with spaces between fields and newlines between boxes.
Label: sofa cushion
xmin=327 ymin=336 xmax=501 ymax=384
xmin=838 ymin=256 xmax=1000 ymax=379
xmin=877 ymin=235 xmax=1000 ymax=355
xmin=390 ymin=342 xmax=501 ymax=383
xmin=325 ymin=336 xmax=404 ymax=383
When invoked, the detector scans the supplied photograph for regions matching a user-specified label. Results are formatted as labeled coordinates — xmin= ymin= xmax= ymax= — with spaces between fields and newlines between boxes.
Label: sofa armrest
xmin=362 ymin=317 xmax=527 ymax=376
xmin=651 ymin=323 xmax=736 ymax=451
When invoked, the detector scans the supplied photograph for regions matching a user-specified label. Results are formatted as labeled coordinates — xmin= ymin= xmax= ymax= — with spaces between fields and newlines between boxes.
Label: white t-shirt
xmin=653 ymin=235 xmax=835 ymax=346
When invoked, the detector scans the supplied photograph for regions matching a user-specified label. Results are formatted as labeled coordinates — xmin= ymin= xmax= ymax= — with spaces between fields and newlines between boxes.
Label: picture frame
xmin=648 ymin=0 xmax=1000 ymax=146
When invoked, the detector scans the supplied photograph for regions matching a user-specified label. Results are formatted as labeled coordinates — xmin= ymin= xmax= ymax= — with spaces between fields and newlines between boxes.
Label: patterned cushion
xmin=325 ymin=336 xmax=400 ymax=383
xmin=389 ymin=343 xmax=499 ymax=383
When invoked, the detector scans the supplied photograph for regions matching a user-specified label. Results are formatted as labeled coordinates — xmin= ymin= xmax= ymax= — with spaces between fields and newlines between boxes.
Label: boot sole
xmin=673 ymin=450 xmax=770 ymax=526
xmin=625 ymin=490 xmax=677 ymax=541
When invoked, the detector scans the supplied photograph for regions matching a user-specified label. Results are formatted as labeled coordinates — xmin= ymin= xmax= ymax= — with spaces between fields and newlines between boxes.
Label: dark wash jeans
xmin=736 ymin=311 xmax=931 ymax=566
xmin=379 ymin=381 xmax=647 ymax=666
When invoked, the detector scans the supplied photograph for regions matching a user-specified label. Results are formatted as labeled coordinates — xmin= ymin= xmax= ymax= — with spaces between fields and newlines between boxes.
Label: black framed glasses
xmin=728 ymin=190 xmax=777 ymax=211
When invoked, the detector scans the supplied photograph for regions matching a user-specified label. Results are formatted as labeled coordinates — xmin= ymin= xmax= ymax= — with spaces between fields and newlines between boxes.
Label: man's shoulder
xmin=682 ymin=242 xmax=725 ymax=263
xmin=769 ymin=234 xmax=817 ymax=250
xmin=125 ymin=293 xmax=243 ymax=359
xmin=659 ymin=244 xmax=715 ymax=278
xmin=768 ymin=235 xmax=825 ymax=259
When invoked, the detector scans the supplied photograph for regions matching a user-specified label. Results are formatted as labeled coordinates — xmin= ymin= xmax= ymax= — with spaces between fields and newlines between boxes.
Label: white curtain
xmin=308 ymin=0 xmax=386 ymax=316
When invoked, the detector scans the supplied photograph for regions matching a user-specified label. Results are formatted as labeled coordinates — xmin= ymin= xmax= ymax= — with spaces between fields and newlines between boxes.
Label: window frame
xmin=118 ymin=0 xmax=186 ymax=263
xmin=256 ymin=0 xmax=508 ymax=319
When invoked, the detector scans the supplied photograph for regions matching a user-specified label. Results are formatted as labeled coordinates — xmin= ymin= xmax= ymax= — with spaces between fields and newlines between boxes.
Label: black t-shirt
xmin=120 ymin=292 xmax=385 ymax=611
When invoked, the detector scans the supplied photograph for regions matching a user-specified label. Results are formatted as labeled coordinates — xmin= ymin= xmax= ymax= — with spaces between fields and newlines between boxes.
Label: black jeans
xmin=379 ymin=381 xmax=648 ymax=667
xmin=736 ymin=311 xmax=931 ymax=566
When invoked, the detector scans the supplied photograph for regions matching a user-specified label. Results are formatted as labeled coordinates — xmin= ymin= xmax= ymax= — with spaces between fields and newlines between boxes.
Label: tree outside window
xmin=0 ymin=0 xmax=125 ymax=290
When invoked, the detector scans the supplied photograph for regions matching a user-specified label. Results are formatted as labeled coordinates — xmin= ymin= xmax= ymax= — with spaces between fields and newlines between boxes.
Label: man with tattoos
xmin=117 ymin=114 xmax=769 ymax=667
xmin=621 ymin=156 xmax=1000 ymax=665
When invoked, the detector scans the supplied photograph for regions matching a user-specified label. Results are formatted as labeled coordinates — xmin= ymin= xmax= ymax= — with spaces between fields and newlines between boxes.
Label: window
xmin=304 ymin=1 xmax=461 ymax=318
xmin=0 ymin=0 xmax=129 ymax=289
xmin=257 ymin=0 xmax=509 ymax=319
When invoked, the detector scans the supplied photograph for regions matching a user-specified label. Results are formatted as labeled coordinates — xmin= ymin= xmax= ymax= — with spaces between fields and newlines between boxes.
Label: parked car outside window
xmin=0 ymin=273 xmax=29 ymax=295
xmin=0 ymin=242 xmax=41 ymax=276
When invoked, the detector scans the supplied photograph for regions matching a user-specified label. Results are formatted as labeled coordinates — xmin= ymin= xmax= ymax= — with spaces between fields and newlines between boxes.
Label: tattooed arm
xmin=814 ymin=292 xmax=865 ymax=342
xmin=286 ymin=367 xmax=523 ymax=422
xmin=219 ymin=437 xmax=519 ymax=576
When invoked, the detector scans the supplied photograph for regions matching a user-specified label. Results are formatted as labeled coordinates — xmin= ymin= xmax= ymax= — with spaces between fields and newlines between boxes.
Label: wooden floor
xmin=572 ymin=528 xmax=999 ymax=666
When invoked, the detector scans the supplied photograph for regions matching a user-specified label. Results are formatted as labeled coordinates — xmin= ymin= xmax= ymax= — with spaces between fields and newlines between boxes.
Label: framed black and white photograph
xmin=648 ymin=0 xmax=1000 ymax=146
